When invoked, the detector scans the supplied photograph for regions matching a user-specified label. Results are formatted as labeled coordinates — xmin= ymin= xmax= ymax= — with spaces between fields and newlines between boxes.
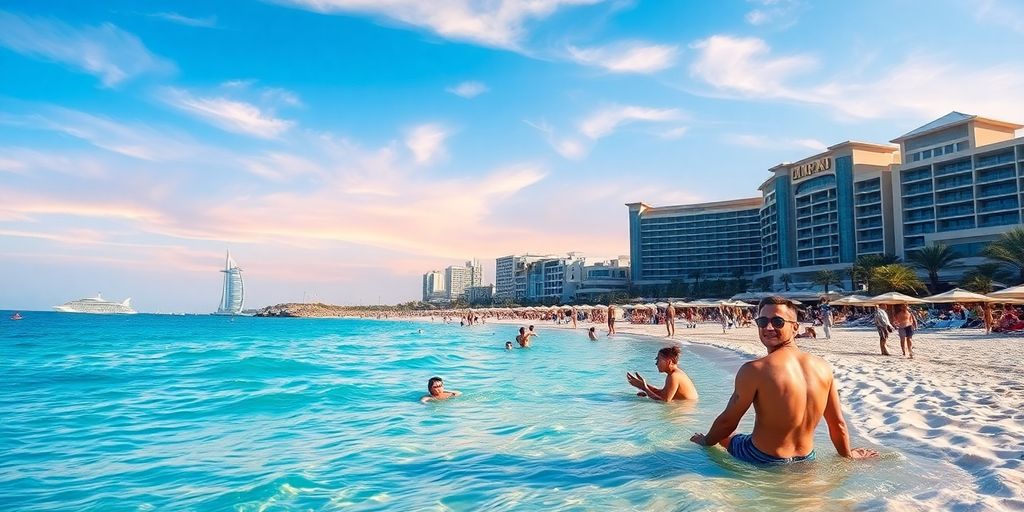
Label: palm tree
xmin=983 ymin=227 xmax=1024 ymax=284
xmin=907 ymin=243 xmax=960 ymax=293
xmin=688 ymin=269 xmax=704 ymax=295
xmin=851 ymin=253 xmax=901 ymax=291
xmin=811 ymin=269 xmax=843 ymax=293
xmin=869 ymin=264 xmax=926 ymax=295
xmin=780 ymin=273 xmax=792 ymax=291
xmin=960 ymin=263 xmax=1012 ymax=293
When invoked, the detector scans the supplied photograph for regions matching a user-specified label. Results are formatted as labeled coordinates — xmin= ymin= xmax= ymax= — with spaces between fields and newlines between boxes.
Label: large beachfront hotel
xmin=628 ymin=112 xmax=1024 ymax=290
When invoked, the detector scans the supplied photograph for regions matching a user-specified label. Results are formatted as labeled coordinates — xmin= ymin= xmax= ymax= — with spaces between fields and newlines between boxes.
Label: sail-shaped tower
xmin=216 ymin=251 xmax=245 ymax=315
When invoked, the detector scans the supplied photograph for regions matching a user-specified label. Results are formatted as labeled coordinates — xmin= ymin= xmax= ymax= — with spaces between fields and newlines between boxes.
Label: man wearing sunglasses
xmin=690 ymin=295 xmax=878 ymax=464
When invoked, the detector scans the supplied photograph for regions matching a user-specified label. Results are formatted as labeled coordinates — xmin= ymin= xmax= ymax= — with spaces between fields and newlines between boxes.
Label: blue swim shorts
xmin=727 ymin=434 xmax=815 ymax=465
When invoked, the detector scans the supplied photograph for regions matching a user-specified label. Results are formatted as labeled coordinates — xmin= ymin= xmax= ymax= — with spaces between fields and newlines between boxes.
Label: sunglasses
xmin=755 ymin=316 xmax=797 ymax=329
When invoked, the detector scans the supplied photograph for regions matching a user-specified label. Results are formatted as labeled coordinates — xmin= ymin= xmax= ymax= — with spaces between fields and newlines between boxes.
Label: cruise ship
xmin=54 ymin=293 xmax=137 ymax=314
xmin=214 ymin=251 xmax=245 ymax=315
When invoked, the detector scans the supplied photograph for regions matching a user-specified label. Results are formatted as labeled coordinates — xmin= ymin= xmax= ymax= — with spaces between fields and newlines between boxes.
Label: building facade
xmin=628 ymin=111 xmax=1024 ymax=292
xmin=627 ymin=199 xmax=763 ymax=287
xmin=756 ymin=141 xmax=899 ymax=283
xmin=467 ymin=285 xmax=495 ymax=304
xmin=421 ymin=270 xmax=445 ymax=302
xmin=891 ymin=112 xmax=1024 ymax=266
xmin=571 ymin=256 xmax=631 ymax=301
xmin=494 ymin=254 xmax=554 ymax=300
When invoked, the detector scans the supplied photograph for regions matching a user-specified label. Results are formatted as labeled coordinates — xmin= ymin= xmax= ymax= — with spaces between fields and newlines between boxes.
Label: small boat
xmin=11 ymin=312 xmax=23 ymax=320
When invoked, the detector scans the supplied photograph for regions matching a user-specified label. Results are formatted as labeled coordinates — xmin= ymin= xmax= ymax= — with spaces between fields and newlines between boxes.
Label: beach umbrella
xmin=622 ymin=304 xmax=635 ymax=310
xmin=868 ymin=292 xmax=928 ymax=305
xmin=594 ymin=304 xmax=608 ymax=309
xmin=988 ymin=285 xmax=1024 ymax=300
xmin=830 ymin=296 xmax=865 ymax=306
xmin=922 ymin=288 xmax=994 ymax=303
xmin=655 ymin=302 xmax=669 ymax=308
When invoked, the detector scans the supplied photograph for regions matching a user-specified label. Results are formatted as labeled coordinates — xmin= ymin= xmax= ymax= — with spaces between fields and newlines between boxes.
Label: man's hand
xmin=626 ymin=372 xmax=645 ymax=389
xmin=849 ymin=448 xmax=878 ymax=459
xmin=690 ymin=433 xmax=707 ymax=446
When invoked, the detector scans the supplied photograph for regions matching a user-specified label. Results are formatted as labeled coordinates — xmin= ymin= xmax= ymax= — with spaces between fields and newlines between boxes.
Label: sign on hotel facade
xmin=790 ymin=156 xmax=833 ymax=181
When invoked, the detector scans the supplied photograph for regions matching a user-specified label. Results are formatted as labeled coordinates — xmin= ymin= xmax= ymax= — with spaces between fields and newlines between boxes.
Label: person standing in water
xmin=626 ymin=346 xmax=698 ymax=401
xmin=588 ymin=327 xmax=598 ymax=340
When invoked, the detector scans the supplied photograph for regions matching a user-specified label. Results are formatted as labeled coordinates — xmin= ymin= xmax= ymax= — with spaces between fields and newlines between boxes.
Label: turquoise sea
xmin=1 ymin=312 xmax=969 ymax=511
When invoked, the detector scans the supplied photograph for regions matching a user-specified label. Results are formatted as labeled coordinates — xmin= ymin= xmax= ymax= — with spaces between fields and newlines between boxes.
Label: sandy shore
xmin=414 ymin=316 xmax=1023 ymax=510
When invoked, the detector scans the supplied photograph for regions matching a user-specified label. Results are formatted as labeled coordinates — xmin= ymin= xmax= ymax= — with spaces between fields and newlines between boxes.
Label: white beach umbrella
xmin=868 ymin=292 xmax=929 ymax=305
xmin=988 ymin=285 xmax=1024 ymax=300
xmin=830 ymin=296 xmax=865 ymax=306
xmin=655 ymin=302 xmax=669 ymax=308
xmin=594 ymin=304 xmax=608 ymax=309
xmin=922 ymin=288 xmax=994 ymax=303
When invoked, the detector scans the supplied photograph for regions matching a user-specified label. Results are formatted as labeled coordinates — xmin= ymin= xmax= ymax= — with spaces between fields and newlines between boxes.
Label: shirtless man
xmin=665 ymin=303 xmax=676 ymax=337
xmin=607 ymin=304 xmax=617 ymax=336
xmin=891 ymin=304 xmax=918 ymax=359
xmin=690 ymin=295 xmax=878 ymax=464
xmin=421 ymin=377 xmax=461 ymax=403
xmin=588 ymin=327 xmax=598 ymax=341
xmin=627 ymin=346 xmax=698 ymax=401
xmin=516 ymin=327 xmax=536 ymax=348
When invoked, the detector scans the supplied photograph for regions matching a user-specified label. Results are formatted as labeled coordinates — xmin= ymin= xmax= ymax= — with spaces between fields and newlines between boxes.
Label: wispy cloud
xmin=689 ymin=35 xmax=1024 ymax=121
xmin=446 ymin=81 xmax=488 ymax=98
xmin=729 ymin=134 xmax=826 ymax=152
xmin=579 ymin=105 xmax=682 ymax=139
xmin=271 ymin=0 xmax=604 ymax=49
xmin=148 ymin=12 xmax=218 ymax=28
xmin=405 ymin=124 xmax=450 ymax=165
xmin=970 ymin=0 xmax=1024 ymax=34
xmin=159 ymin=87 xmax=295 ymax=139
xmin=567 ymin=41 xmax=678 ymax=73
xmin=745 ymin=0 xmax=803 ymax=28
xmin=0 ymin=10 xmax=173 ymax=87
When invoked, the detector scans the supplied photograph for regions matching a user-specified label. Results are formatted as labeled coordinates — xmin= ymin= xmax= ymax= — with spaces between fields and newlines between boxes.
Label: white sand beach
xmin=468 ymin=317 xmax=1024 ymax=510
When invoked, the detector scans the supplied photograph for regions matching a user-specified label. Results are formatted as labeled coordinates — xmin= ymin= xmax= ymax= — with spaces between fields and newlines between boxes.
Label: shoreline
xmin=403 ymin=315 xmax=1023 ymax=510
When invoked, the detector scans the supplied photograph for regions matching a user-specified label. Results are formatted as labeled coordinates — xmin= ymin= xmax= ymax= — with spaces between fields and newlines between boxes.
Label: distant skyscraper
xmin=422 ymin=270 xmax=445 ymax=302
xmin=216 ymin=251 xmax=244 ymax=315
xmin=445 ymin=265 xmax=468 ymax=300
xmin=495 ymin=254 xmax=554 ymax=300
xmin=466 ymin=259 xmax=483 ymax=288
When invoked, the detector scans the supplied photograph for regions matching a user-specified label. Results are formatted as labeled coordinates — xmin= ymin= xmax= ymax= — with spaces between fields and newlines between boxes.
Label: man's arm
xmin=692 ymin=364 xmax=756 ymax=447
xmin=823 ymin=375 xmax=878 ymax=459
xmin=648 ymin=373 xmax=681 ymax=402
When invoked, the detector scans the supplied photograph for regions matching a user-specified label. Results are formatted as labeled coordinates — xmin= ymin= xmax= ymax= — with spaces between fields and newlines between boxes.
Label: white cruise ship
xmin=54 ymin=293 xmax=137 ymax=314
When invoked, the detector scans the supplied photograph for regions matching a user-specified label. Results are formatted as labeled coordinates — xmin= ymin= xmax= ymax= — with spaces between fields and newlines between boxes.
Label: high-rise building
xmin=627 ymin=199 xmax=763 ymax=288
xmin=495 ymin=254 xmax=553 ymax=300
xmin=891 ymin=112 xmax=1024 ymax=265
xmin=445 ymin=265 xmax=467 ymax=300
xmin=216 ymin=251 xmax=244 ymax=315
xmin=422 ymin=270 xmax=445 ymax=302
xmin=466 ymin=259 xmax=483 ymax=288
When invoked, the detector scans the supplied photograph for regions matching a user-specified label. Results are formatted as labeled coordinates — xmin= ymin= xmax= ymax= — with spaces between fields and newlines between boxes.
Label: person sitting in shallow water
xmin=421 ymin=377 xmax=461 ymax=403
xmin=690 ymin=295 xmax=878 ymax=464
xmin=626 ymin=346 xmax=699 ymax=401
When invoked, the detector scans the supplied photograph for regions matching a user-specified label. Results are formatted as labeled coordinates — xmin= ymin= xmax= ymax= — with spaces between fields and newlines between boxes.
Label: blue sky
xmin=2 ymin=0 xmax=1023 ymax=311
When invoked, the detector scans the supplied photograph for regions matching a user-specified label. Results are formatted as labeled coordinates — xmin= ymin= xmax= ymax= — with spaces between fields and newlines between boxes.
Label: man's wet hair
xmin=427 ymin=377 xmax=443 ymax=390
xmin=657 ymin=345 xmax=681 ymax=363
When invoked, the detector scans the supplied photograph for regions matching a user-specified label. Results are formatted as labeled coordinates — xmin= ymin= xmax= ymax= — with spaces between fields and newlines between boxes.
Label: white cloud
xmin=567 ymin=41 xmax=678 ymax=73
xmin=689 ymin=35 xmax=816 ymax=99
xmin=273 ymin=0 xmax=604 ymax=49
xmin=446 ymin=81 xmax=488 ymax=98
xmin=971 ymin=0 xmax=1024 ymax=34
xmin=160 ymin=87 xmax=295 ymax=138
xmin=744 ymin=0 xmax=801 ymax=27
xmin=0 ymin=11 xmax=173 ymax=87
xmin=689 ymin=35 xmax=1024 ymax=122
xmin=405 ymin=124 xmax=450 ymax=164
xmin=149 ymin=12 xmax=218 ymax=28
xmin=579 ymin=105 xmax=681 ymax=139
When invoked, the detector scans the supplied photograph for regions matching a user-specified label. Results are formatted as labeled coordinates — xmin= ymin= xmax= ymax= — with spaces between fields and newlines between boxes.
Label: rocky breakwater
xmin=255 ymin=303 xmax=356 ymax=317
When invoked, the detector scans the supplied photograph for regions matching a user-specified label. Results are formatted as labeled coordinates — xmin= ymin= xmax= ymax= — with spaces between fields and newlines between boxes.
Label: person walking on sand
xmin=607 ymin=304 xmax=617 ymax=336
xmin=982 ymin=303 xmax=994 ymax=334
xmin=690 ymin=295 xmax=878 ymax=464
xmin=665 ymin=303 xmax=676 ymax=337
xmin=873 ymin=305 xmax=895 ymax=356
xmin=571 ymin=307 xmax=578 ymax=329
xmin=891 ymin=304 xmax=918 ymax=359
xmin=819 ymin=299 xmax=833 ymax=340
xmin=627 ymin=346 xmax=698 ymax=401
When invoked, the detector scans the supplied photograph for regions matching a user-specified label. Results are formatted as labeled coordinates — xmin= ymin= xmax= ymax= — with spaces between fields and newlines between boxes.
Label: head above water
xmin=519 ymin=327 xmax=526 ymax=334
xmin=756 ymin=295 xmax=800 ymax=350
xmin=504 ymin=341 xmax=513 ymax=349
xmin=427 ymin=376 xmax=444 ymax=396
xmin=657 ymin=345 xmax=680 ymax=363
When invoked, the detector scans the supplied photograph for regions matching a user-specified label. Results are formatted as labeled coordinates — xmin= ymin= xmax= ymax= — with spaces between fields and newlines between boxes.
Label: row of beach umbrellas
xmin=831 ymin=288 xmax=1024 ymax=306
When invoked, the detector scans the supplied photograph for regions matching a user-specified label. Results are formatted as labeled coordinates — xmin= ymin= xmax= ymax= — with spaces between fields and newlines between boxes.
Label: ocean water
xmin=0 ymin=312 xmax=969 ymax=511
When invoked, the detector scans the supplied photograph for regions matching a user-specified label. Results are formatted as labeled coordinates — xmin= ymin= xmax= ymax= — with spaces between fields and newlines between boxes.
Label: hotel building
xmin=626 ymin=199 xmax=763 ymax=287
xmin=495 ymin=254 xmax=555 ymax=300
xmin=628 ymin=111 xmax=1024 ymax=289
xmin=421 ymin=270 xmax=445 ymax=302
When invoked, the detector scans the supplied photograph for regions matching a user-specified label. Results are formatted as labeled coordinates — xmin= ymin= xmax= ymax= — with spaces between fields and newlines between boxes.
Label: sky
xmin=2 ymin=0 xmax=1024 ymax=312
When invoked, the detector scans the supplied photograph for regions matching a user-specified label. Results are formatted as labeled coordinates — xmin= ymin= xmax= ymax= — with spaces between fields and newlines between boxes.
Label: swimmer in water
xmin=421 ymin=376 xmax=461 ymax=403
xmin=588 ymin=327 xmax=598 ymax=341
xmin=505 ymin=341 xmax=514 ymax=350
xmin=627 ymin=346 xmax=699 ymax=401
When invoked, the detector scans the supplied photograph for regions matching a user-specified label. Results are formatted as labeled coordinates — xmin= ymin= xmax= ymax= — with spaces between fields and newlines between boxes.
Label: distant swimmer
xmin=421 ymin=377 xmax=461 ymax=403
xmin=626 ymin=346 xmax=698 ymax=401
xmin=690 ymin=296 xmax=878 ymax=464
xmin=505 ymin=341 xmax=514 ymax=350
xmin=588 ymin=327 xmax=598 ymax=341
xmin=516 ymin=327 xmax=536 ymax=348
xmin=417 ymin=329 xmax=423 ymax=334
